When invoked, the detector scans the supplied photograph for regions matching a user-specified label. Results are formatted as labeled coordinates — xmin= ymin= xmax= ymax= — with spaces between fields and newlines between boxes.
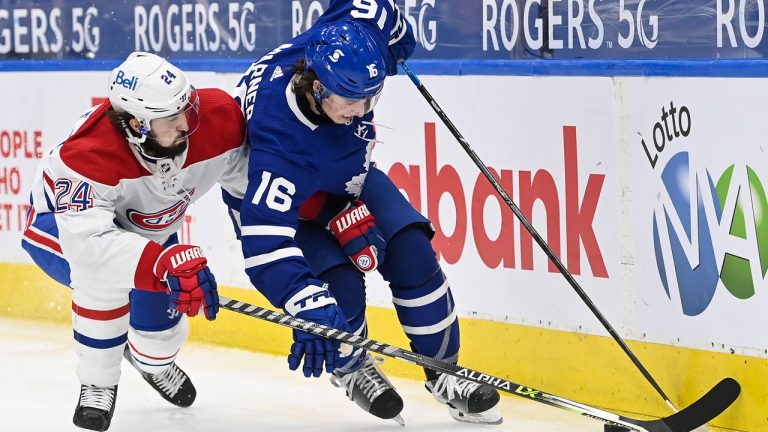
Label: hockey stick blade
xmin=619 ymin=377 xmax=740 ymax=432
xmin=219 ymin=296 xmax=740 ymax=431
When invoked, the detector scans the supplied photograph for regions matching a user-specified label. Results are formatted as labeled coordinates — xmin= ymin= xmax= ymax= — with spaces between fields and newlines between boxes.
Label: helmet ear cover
xmin=313 ymin=83 xmax=327 ymax=102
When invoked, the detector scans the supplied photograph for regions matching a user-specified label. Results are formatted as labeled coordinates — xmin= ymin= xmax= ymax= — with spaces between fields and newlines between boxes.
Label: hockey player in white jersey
xmin=21 ymin=52 xmax=248 ymax=431
xmin=232 ymin=0 xmax=501 ymax=425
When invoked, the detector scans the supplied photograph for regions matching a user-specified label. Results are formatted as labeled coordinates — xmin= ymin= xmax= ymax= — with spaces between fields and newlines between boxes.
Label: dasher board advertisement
xmin=2 ymin=0 xmax=768 ymax=61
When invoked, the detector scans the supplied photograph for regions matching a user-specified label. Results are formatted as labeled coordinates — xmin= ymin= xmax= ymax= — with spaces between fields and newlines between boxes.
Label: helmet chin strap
xmin=124 ymin=127 xmax=161 ymax=161
xmin=124 ymin=129 xmax=183 ymax=180
xmin=312 ymin=84 xmax=329 ymax=117
xmin=310 ymin=80 xmax=361 ymax=124
xmin=122 ymin=118 xmax=168 ymax=162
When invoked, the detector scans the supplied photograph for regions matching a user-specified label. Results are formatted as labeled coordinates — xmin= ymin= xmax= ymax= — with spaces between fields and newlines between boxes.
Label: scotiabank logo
xmin=387 ymin=123 xmax=608 ymax=278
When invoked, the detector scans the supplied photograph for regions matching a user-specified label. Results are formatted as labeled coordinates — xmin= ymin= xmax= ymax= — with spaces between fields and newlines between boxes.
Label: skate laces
xmin=152 ymin=363 xmax=187 ymax=397
xmin=80 ymin=385 xmax=116 ymax=411
xmin=332 ymin=355 xmax=392 ymax=401
xmin=431 ymin=373 xmax=480 ymax=402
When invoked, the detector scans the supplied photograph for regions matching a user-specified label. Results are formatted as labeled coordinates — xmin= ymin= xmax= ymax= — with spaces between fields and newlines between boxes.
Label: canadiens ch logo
xmin=127 ymin=189 xmax=194 ymax=231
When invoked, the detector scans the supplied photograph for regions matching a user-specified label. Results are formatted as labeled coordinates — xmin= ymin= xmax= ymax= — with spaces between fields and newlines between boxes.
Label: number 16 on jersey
xmin=251 ymin=171 xmax=295 ymax=212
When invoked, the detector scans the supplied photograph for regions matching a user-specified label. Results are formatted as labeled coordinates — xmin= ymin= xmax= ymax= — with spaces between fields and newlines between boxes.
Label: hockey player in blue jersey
xmin=231 ymin=0 xmax=501 ymax=425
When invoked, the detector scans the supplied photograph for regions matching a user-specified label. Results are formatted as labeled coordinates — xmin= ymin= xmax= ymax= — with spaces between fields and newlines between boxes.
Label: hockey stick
xmin=398 ymin=60 xmax=679 ymax=412
xmin=218 ymin=296 xmax=739 ymax=432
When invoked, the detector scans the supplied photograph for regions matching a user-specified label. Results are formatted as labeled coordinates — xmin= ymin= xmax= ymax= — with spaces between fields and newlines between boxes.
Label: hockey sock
xmin=379 ymin=226 xmax=460 ymax=362
xmin=319 ymin=264 xmax=368 ymax=373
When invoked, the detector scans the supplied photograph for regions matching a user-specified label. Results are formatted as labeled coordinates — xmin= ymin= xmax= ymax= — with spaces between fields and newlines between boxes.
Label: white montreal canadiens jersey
xmin=29 ymin=88 xmax=248 ymax=291
xmin=230 ymin=0 xmax=412 ymax=308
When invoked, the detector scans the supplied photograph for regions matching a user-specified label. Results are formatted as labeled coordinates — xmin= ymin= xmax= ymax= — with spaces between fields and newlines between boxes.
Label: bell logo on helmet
xmin=114 ymin=70 xmax=138 ymax=91
xmin=366 ymin=63 xmax=379 ymax=79
xmin=329 ymin=49 xmax=345 ymax=62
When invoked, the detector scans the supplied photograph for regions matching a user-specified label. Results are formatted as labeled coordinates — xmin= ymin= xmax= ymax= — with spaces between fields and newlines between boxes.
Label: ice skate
xmin=426 ymin=371 xmax=503 ymax=425
xmin=124 ymin=347 xmax=196 ymax=407
xmin=330 ymin=354 xmax=405 ymax=425
xmin=73 ymin=384 xmax=118 ymax=431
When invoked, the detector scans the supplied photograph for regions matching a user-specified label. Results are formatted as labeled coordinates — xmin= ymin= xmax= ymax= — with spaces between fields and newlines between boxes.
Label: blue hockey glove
xmin=284 ymin=281 xmax=351 ymax=377
xmin=387 ymin=21 xmax=416 ymax=75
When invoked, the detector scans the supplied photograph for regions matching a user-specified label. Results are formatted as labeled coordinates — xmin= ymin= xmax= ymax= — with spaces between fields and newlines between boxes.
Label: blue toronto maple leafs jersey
xmin=231 ymin=0 xmax=415 ymax=309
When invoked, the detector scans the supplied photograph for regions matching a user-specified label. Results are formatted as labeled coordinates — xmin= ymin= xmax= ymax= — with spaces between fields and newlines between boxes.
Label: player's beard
xmin=140 ymin=132 xmax=189 ymax=159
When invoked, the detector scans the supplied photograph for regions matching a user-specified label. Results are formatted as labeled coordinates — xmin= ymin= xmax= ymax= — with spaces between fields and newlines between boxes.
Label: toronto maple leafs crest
xmin=345 ymin=140 xmax=374 ymax=196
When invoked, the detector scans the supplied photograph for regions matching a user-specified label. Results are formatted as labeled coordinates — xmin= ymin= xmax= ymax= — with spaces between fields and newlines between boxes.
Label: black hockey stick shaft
xmin=398 ymin=60 xmax=677 ymax=411
xmin=218 ymin=296 xmax=739 ymax=432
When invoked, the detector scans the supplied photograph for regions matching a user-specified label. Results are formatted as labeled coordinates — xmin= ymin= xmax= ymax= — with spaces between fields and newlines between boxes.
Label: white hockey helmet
xmin=108 ymin=51 xmax=200 ymax=137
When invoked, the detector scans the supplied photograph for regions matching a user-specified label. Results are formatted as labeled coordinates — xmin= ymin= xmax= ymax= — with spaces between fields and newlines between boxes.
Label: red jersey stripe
xmin=72 ymin=302 xmax=130 ymax=321
xmin=128 ymin=340 xmax=179 ymax=361
xmin=23 ymin=227 xmax=63 ymax=254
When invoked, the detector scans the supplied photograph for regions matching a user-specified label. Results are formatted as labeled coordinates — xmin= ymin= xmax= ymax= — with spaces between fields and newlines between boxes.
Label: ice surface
xmin=0 ymin=317 xmax=599 ymax=432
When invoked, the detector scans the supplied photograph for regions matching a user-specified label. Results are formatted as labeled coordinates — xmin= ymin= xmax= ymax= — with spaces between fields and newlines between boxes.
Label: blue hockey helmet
xmin=305 ymin=21 xmax=386 ymax=104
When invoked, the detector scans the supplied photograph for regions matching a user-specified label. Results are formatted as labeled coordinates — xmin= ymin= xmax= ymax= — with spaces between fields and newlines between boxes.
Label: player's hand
xmin=388 ymin=24 xmax=416 ymax=75
xmin=154 ymin=244 xmax=219 ymax=320
xmin=328 ymin=201 xmax=386 ymax=272
xmin=284 ymin=281 xmax=351 ymax=377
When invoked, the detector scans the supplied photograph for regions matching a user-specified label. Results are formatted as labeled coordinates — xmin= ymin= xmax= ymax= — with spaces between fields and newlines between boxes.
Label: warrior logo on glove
xmin=332 ymin=204 xmax=370 ymax=230
xmin=356 ymin=253 xmax=374 ymax=271
xmin=168 ymin=246 xmax=203 ymax=267
xmin=328 ymin=201 xmax=386 ymax=272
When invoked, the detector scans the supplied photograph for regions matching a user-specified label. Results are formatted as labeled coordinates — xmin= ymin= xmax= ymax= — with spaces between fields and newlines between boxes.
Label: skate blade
xmin=392 ymin=414 xmax=405 ymax=427
xmin=448 ymin=406 xmax=503 ymax=425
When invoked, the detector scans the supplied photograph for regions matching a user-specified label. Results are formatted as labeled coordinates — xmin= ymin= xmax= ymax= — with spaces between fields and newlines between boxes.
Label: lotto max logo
xmin=652 ymin=152 xmax=768 ymax=316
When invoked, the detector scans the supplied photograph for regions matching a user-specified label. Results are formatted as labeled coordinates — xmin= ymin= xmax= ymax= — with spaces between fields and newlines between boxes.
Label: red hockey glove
xmin=328 ymin=201 xmax=386 ymax=272
xmin=154 ymin=244 xmax=219 ymax=320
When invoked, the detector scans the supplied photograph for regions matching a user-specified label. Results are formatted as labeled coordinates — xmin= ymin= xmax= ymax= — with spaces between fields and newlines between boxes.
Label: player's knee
xmin=379 ymin=225 xmax=441 ymax=290
xmin=319 ymin=264 xmax=366 ymax=322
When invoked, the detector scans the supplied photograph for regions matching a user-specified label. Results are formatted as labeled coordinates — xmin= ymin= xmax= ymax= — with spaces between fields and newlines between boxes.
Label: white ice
xmin=0 ymin=317 xmax=600 ymax=432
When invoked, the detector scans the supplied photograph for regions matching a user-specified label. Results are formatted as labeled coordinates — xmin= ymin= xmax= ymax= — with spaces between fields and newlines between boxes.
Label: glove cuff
xmin=284 ymin=281 xmax=337 ymax=316
xmin=134 ymin=241 xmax=167 ymax=292
xmin=153 ymin=245 xmax=177 ymax=280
